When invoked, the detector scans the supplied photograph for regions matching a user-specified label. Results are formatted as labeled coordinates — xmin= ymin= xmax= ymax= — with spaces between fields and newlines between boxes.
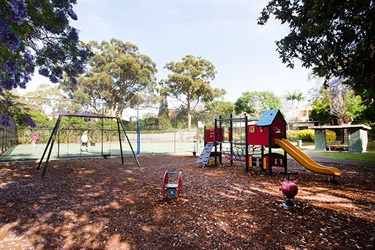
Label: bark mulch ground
xmin=0 ymin=154 xmax=374 ymax=249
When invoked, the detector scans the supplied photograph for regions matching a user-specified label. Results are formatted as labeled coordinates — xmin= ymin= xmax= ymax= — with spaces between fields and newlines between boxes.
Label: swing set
xmin=37 ymin=114 xmax=141 ymax=177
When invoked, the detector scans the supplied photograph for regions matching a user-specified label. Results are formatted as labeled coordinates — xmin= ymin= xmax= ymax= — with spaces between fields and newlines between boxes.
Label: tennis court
xmin=0 ymin=140 xmax=204 ymax=162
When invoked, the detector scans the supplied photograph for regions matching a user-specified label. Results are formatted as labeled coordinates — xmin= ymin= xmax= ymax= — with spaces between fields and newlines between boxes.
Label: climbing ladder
xmin=195 ymin=142 xmax=215 ymax=168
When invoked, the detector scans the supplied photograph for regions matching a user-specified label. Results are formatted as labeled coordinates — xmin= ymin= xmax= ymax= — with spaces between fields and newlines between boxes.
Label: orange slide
xmin=274 ymin=138 xmax=341 ymax=177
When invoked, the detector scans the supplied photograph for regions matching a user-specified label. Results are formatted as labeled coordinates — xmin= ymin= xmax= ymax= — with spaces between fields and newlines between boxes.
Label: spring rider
xmin=281 ymin=174 xmax=298 ymax=209
xmin=162 ymin=171 xmax=182 ymax=199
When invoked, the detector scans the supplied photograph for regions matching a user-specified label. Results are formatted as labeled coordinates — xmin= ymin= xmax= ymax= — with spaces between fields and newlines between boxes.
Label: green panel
xmin=314 ymin=129 xmax=326 ymax=151
xmin=348 ymin=128 xmax=368 ymax=153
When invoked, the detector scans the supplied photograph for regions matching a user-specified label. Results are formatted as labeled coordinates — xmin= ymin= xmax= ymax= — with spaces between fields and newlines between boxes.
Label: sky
xmin=23 ymin=0 xmax=317 ymax=115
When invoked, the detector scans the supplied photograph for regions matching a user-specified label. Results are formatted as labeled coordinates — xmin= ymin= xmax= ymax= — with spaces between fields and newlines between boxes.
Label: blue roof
xmin=256 ymin=109 xmax=285 ymax=126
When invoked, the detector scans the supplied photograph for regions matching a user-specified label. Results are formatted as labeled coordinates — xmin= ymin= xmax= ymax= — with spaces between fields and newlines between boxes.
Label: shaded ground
xmin=0 ymin=154 xmax=374 ymax=249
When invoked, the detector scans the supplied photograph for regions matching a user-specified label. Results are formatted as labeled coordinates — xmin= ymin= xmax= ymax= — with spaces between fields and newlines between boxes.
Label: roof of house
xmin=256 ymin=109 xmax=286 ymax=126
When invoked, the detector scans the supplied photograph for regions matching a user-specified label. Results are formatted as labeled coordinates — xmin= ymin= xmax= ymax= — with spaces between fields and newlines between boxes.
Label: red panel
xmin=270 ymin=113 xmax=286 ymax=147
xmin=247 ymin=125 xmax=268 ymax=146
xmin=245 ymin=112 xmax=286 ymax=147
xmin=205 ymin=128 xmax=223 ymax=143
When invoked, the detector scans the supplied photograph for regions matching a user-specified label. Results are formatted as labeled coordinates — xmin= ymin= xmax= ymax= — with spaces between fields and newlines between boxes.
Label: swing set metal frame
xmin=37 ymin=114 xmax=141 ymax=177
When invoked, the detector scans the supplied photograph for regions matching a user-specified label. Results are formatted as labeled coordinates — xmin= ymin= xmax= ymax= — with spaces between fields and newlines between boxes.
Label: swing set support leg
xmin=116 ymin=118 xmax=124 ymax=165
xmin=37 ymin=115 xmax=62 ymax=177
xmin=118 ymin=118 xmax=141 ymax=169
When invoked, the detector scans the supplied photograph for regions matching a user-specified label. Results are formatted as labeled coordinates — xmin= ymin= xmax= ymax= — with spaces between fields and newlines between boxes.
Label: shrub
xmin=286 ymin=130 xmax=299 ymax=141
xmin=298 ymin=129 xmax=315 ymax=142
xmin=325 ymin=130 xmax=337 ymax=144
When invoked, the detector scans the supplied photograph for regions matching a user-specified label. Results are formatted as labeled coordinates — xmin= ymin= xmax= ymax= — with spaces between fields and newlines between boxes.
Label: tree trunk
xmin=187 ymin=101 xmax=192 ymax=129
xmin=188 ymin=111 xmax=192 ymax=129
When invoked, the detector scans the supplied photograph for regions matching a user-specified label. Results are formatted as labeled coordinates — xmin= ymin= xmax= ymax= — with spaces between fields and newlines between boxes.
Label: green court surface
xmin=0 ymin=141 xmax=204 ymax=162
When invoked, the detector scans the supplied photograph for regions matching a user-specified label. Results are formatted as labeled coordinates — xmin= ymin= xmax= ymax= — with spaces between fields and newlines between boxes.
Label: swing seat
xmin=103 ymin=154 xmax=111 ymax=159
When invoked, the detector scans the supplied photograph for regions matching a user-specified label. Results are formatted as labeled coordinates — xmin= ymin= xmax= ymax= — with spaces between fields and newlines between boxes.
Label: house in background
xmin=283 ymin=101 xmax=314 ymax=129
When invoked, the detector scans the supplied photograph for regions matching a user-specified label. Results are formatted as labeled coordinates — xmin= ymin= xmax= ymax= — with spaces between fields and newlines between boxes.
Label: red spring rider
xmin=162 ymin=171 xmax=182 ymax=199
xmin=281 ymin=175 xmax=298 ymax=209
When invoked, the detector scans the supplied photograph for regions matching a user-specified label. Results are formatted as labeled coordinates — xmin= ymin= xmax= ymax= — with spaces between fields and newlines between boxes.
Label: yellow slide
xmin=274 ymin=138 xmax=341 ymax=177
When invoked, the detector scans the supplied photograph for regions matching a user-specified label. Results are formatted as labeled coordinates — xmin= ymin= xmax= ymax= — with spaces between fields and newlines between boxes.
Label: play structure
xmin=196 ymin=109 xmax=341 ymax=178
xmin=196 ymin=113 xmax=251 ymax=168
xmin=161 ymin=171 xmax=182 ymax=199
xmin=37 ymin=114 xmax=141 ymax=177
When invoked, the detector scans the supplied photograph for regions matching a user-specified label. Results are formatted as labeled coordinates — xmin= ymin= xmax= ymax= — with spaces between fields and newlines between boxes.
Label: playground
xmin=0 ymin=153 xmax=374 ymax=249
xmin=0 ymin=110 xmax=374 ymax=249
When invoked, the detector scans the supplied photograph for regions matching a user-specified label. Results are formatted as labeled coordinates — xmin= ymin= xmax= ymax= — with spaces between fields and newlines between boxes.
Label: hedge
xmin=286 ymin=129 xmax=336 ymax=144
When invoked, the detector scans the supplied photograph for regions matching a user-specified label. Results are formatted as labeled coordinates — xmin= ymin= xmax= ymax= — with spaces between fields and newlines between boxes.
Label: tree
xmin=286 ymin=90 xmax=304 ymax=122
xmin=0 ymin=0 xmax=91 ymax=128
xmin=310 ymin=98 xmax=331 ymax=123
xmin=286 ymin=90 xmax=304 ymax=107
xmin=202 ymin=100 xmax=235 ymax=125
xmin=60 ymin=39 xmax=158 ymax=116
xmin=234 ymin=91 xmax=282 ymax=120
xmin=161 ymin=55 xmax=226 ymax=129
xmin=23 ymin=84 xmax=67 ymax=114
xmin=309 ymin=78 xmax=365 ymax=124
xmin=0 ymin=90 xmax=35 ymax=128
xmin=258 ymin=0 xmax=375 ymax=118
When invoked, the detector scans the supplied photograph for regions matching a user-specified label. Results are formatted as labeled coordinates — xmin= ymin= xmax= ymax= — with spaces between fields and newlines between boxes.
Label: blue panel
xmin=256 ymin=109 xmax=279 ymax=126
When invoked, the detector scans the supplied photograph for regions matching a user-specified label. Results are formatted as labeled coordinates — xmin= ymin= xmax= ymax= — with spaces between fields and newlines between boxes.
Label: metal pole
xmin=174 ymin=111 xmax=177 ymax=153
xmin=101 ymin=118 xmax=104 ymax=156
xmin=116 ymin=118 xmax=124 ymax=164
xmin=37 ymin=115 xmax=61 ymax=170
xmin=214 ymin=117 xmax=218 ymax=166
xmin=229 ymin=113 xmax=233 ymax=166
xmin=119 ymin=120 xmax=141 ymax=169
xmin=41 ymin=116 xmax=62 ymax=177
xmin=137 ymin=118 xmax=140 ymax=155
xmin=245 ymin=115 xmax=249 ymax=172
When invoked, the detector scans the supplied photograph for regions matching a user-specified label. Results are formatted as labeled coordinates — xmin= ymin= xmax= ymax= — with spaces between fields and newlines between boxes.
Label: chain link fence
xmin=0 ymin=127 xmax=18 ymax=155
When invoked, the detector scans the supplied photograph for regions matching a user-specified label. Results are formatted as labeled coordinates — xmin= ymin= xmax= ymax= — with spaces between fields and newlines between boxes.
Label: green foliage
xmin=286 ymin=130 xmax=299 ymax=141
xmin=157 ymin=114 xmax=171 ymax=130
xmin=309 ymin=80 xmax=366 ymax=124
xmin=258 ymin=0 xmax=375 ymax=121
xmin=2 ymin=91 xmax=34 ymax=129
xmin=160 ymin=55 xmax=226 ymax=129
xmin=234 ymin=91 xmax=282 ymax=119
xmin=343 ymin=90 xmax=366 ymax=119
xmin=310 ymin=98 xmax=331 ymax=123
xmin=286 ymin=90 xmax=304 ymax=105
xmin=367 ymin=141 xmax=375 ymax=151
xmin=287 ymin=129 xmax=315 ymax=142
xmin=205 ymin=101 xmax=235 ymax=117
xmin=298 ymin=129 xmax=315 ymax=142
xmin=1 ymin=0 xmax=90 ymax=90
xmin=23 ymin=84 xmax=68 ymax=114
xmin=287 ymin=129 xmax=336 ymax=144
xmin=28 ymin=111 xmax=53 ymax=128
xmin=202 ymin=100 xmax=235 ymax=125
xmin=60 ymin=38 xmax=158 ymax=116
xmin=325 ymin=130 xmax=337 ymax=144
xmin=232 ymin=133 xmax=241 ymax=141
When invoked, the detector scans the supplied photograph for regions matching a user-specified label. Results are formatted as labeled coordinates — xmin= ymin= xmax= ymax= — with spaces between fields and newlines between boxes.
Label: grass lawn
xmin=312 ymin=141 xmax=375 ymax=163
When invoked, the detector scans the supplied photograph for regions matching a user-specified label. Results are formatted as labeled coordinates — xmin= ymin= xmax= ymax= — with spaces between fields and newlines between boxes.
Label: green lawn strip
xmin=271 ymin=146 xmax=375 ymax=163
xmin=310 ymin=151 xmax=375 ymax=163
